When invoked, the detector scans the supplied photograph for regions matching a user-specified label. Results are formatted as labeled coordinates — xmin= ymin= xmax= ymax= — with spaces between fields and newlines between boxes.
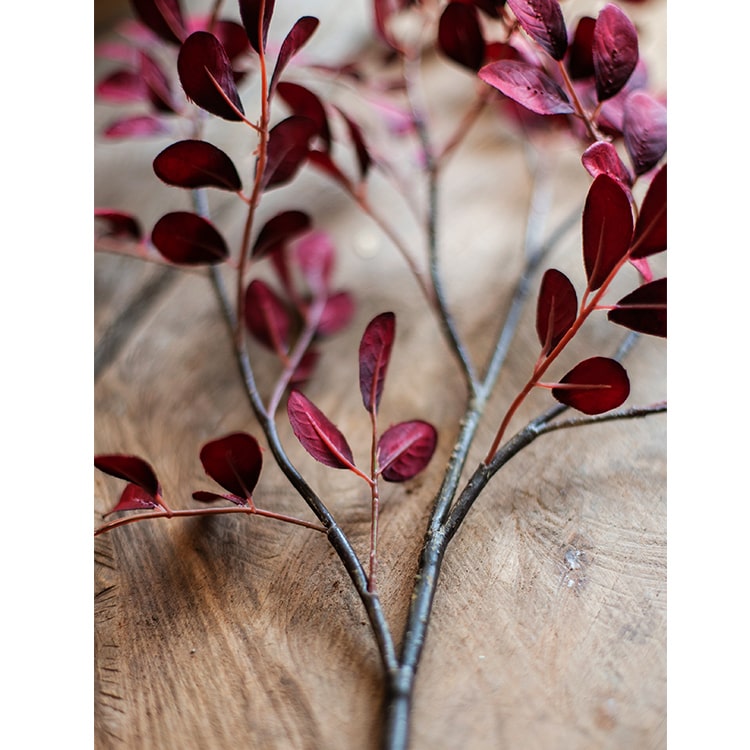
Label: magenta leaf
xmin=153 ymin=140 xmax=242 ymax=191
xmin=151 ymin=211 xmax=229 ymax=264
xmin=104 ymin=483 xmax=161 ymax=516
xmin=198 ymin=432 xmax=263 ymax=500
xmin=294 ymin=229 xmax=335 ymax=295
xmin=268 ymin=17 xmax=320 ymax=96
xmin=317 ymin=292 xmax=355 ymax=336
xmin=95 ymin=69 xmax=148 ymax=103
xmin=192 ymin=490 xmax=247 ymax=506
xmin=607 ymin=277 xmax=666 ymax=338
xmin=262 ymin=116 xmax=319 ymax=190
xmin=377 ymin=421 xmax=438 ymax=483
xmin=239 ymin=0 xmax=276 ymax=54
xmin=631 ymin=164 xmax=666 ymax=258
xmin=252 ymin=210 xmax=312 ymax=259
xmin=623 ymin=91 xmax=667 ymax=176
xmin=581 ymin=141 xmax=633 ymax=187
xmin=139 ymin=51 xmax=176 ymax=113
xmin=582 ymin=174 xmax=633 ymax=291
xmin=276 ymin=82 xmax=332 ymax=151
xmin=505 ymin=0 xmax=568 ymax=61
xmin=132 ymin=0 xmax=186 ymax=45
xmin=478 ymin=60 xmax=575 ymax=116
xmin=359 ymin=312 xmax=396 ymax=414
xmin=567 ymin=16 xmax=595 ymax=80
xmin=536 ymin=269 xmax=578 ymax=355
xmin=94 ymin=454 xmax=161 ymax=498
xmin=438 ymin=2 xmax=486 ymax=72
xmin=104 ymin=115 xmax=169 ymax=139
xmin=287 ymin=390 xmax=356 ymax=470
xmin=95 ymin=209 xmax=142 ymax=241
xmin=290 ymin=349 xmax=320 ymax=387
xmin=551 ymin=357 xmax=630 ymax=414
xmin=592 ymin=4 xmax=639 ymax=101
xmin=177 ymin=31 xmax=245 ymax=121
xmin=244 ymin=279 xmax=294 ymax=354
xmin=334 ymin=107 xmax=372 ymax=181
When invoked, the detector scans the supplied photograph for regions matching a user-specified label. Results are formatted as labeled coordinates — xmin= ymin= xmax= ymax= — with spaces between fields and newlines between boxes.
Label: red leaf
xmin=478 ymin=60 xmax=575 ymax=116
xmin=252 ymin=210 xmax=312 ymax=259
xmin=95 ymin=69 xmax=148 ymax=103
xmin=239 ymin=0 xmax=276 ymax=54
xmin=104 ymin=483 xmax=161 ymax=516
xmin=151 ymin=211 xmax=229 ymax=264
xmin=244 ymin=279 xmax=294 ymax=354
xmin=608 ymin=277 xmax=666 ymax=338
xmin=287 ymin=390 xmax=356 ymax=470
xmin=631 ymin=164 xmax=666 ymax=258
xmin=262 ymin=116 xmax=318 ymax=190
xmin=153 ymin=140 xmax=242 ymax=191
xmin=199 ymin=432 xmax=263 ymax=500
xmin=94 ymin=454 xmax=161 ymax=498
xmin=211 ymin=19 xmax=252 ymax=64
xmin=551 ymin=357 xmax=630 ymax=414
xmin=177 ymin=31 xmax=245 ymax=121
xmin=582 ymin=174 xmax=633 ymax=291
xmin=139 ymin=51 xmax=177 ymax=113
xmin=95 ymin=209 xmax=143 ymax=241
xmin=276 ymin=82 xmax=332 ymax=151
xmin=268 ymin=17 xmax=320 ymax=96
xmin=192 ymin=490 xmax=247 ymax=506
xmin=132 ymin=0 xmax=186 ymax=45
xmin=294 ymin=229 xmax=335 ymax=295
xmin=623 ymin=91 xmax=667 ymax=176
xmin=307 ymin=150 xmax=354 ymax=192
xmin=505 ymin=0 xmax=568 ymax=61
xmin=536 ymin=269 xmax=578 ymax=355
xmin=592 ymin=4 xmax=639 ymax=101
xmin=334 ymin=107 xmax=372 ymax=181
xmin=377 ymin=421 xmax=438 ymax=483
xmin=566 ymin=16 xmax=595 ymax=80
xmin=290 ymin=349 xmax=320 ymax=386
xmin=359 ymin=312 xmax=396 ymax=414
xmin=581 ymin=141 xmax=633 ymax=187
xmin=317 ymin=292 xmax=355 ymax=336
xmin=103 ymin=115 xmax=168 ymax=139
xmin=438 ymin=2 xmax=486 ymax=72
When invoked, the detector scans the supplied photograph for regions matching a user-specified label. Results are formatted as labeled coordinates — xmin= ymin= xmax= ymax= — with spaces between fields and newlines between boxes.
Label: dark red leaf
xmin=104 ymin=483 xmax=161 ymax=516
xmin=287 ymin=390 xmax=356 ymax=470
xmin=377 ymin=421 xmax=438 ymax=483
xmin=199 ymin=432 xmax=263 ymax=500
xmin=294 ymin=229 xmax=335 ymax=295
xmin=276 ymin=82 xmax=332 ymax=151
xmin=551 ymin=357 xmax=630 ymax=414
xmin=262 ymin=116 xmax=318 ymax=190
xmin=505 ymin=0 xmax=568 ymax=61
xmin=244 ymin=279 xmax=294 ymax=354
xmin=94 ymin=454 xmax=161 ymax=498
xmin=592 ymin=4 xmax=639 ymax=101
xmin=95 ymin=70 xmax=148 ymax=103
xmin=478 ymin=60 xmax=575 ymax=116
xmin=631 ymin=164 xmax=666 ymax=258
xmin=607 ymin=277 xmax=666 ymax=338
xmin=567 ymin=16 xmax=595 ymax=80
xmin=359 ymin=312 xmax=396 ymax=414
xmin=151 ymin=211 xmax=229 ymax=264
xmin=536 ymin=269 xmax=578 ymax=355
xmin=192 ymin=490 xmax=247 ymax=506
xmin=307 ymin=150 xmax=354 ymax=191
xmin=269 ymin=17 xmax=320 ymax=96
xmin=104 ymin=115 xmax=169 ymax=138
xmin=212 ymin=19 xmax=252 ymax=63
xmin=252 ymin=210 xmax=312 ymax=258
xmin=334 ymin=107 xmax=372 ymax=180
xmin=581 ymin=141 xmax=633 ymax=187
xmin=132 ymin=0 xmax=186 ymax=45
xmin=437 ymin=2 xmax=486 ymax=72
xmin=153 ymin=140 xmax=242 ymax=191
xmin=239 ymin=0 xmax=276 ymax=54
xmin=95 ymin=209 xmax=142 ymax=241
xmin=582 ymin=174 xmax=633 ymax=291
xmin=290 ymin=349 xmax=320 ymax=386
xmin=177 ymin=31 xmax=245 ymax=121
xmin=317 ymin=292 xmax=355 ymax=336
xmin=623 ymin=91 xmax=667 ymax=176
xmin=139 ymin=51 xmax=177 ymax=112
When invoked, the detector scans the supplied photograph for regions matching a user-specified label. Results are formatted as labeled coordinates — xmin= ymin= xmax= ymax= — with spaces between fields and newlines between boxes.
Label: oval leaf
xmin=95 ymin=209 xmax=142 ymax=241
xmin=631 ymin=164 xmax=667 ymax=258
xmin=592 ymin=4 xmax=639 ymax=101
xmin=479 ymin=60 xmax=575 ymax=116
xmin=177 ymin=31 xmax=245 ymax=121
xmin=276 ymin=82 xmax=332 ymax=151
xmin=582 ymin=174 xmax=633 ymax=291
xmin=244 ymin=279 xmax=294 ymax=354
xmin=438 ymin=2 xmax=486 ymax=72
xmin=132 ymin=0 xmax=186 ymax=45
xmin=239 ymin=0 xmax=276 ymax=54
xmin=551 ymin=357 xmax=630 ymax=415
xmin=151 ymin=211 xmax=229 ymax=264
xmin=103 ymin=114 xmax=169 ymax=139
xmin=262 ymin=116 xmax=318 ymax=190
xmin=153 ymin=140 xmax=242 ymax=191
xmin=317 ymin=292 xmax=355 ymax=337
xmin=95 ymin=69 xmax=148 ymax=103
xmin=287 ymin=390 xmax=356 ymax=470
xmin=199 ymin=432 xmax=263 ymax=500
xmin=359 ymin=312 xmax=396 ymax=414
xmin=294 ymin=229 xmax=335 ymax=295
xmin=607 ymin=277 xmax=666 ymax=338
xmin=623 ymin=91 xmax=667 ymax=176
xmin=377 ymin=421 xmax=438 ymax=483
xmin=505 ymin=0 xmax=568 ymax=61
xmin=536 ymin=269 xmax=578 ymax=355
xmin=581 ymin=141 xmax=633 ymax=187
xmin=252 ymin=210 xmax=312 ymax=259
xmin=269 ymin=16 xmax=320 ymax=96
xmin=94 ymin=454 xmax=160 ymax=498
xmin=567 ymin=16 xmax=595 ymax=80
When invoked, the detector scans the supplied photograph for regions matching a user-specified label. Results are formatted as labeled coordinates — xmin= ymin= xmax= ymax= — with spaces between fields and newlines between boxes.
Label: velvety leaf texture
xmin=607 ymin=277 xmax=666 ymax=338
xmin=478 ymin=60 xmax=575 ymax=116
xmin=505 ymin=0 xmax=568 ymax=61
xmin=244 ymin=279 xmax=293 ymax=354
xmin=132 ymin=0 xmax=186 ymax=45
xmin=631 ymin=164 xmax=666 ymax=258
xmin=623 ymin=91 xmax=667 ymax=176
xmin=287 ymin=390 xmax=356 ymax=470
xmin=438 ymin=2 xmax=486 ymax=72
xmin=269 ymin=16 xmax=320 ymax=96
xmin=536 ymin=269 xmax=578 ymax=355
xmin=592 ymin=4 xmax=639 ymax=101
xmin=252 ymin=210 xmax=312 ymax=258
xmin=199 ymin=432 xmax=263 ymax=499
xmin=378 ymin=421 xmax=438 ymax=483
xmin=94 ymin=454 xmax=161 ymax=498
xmin=262 ymin=116 xmax=319 ymax=189
xmin=151 ymin=211 xmax=229 ymax=264
xmin=153 ymin=140 xmax=242 ymax=191
xmin=582 ymin=174 xmax=633 ymax=290
xmin=581 ymin=141 xmax=633 ymax=187
xmin=551 ymin=357 xmax=630 ymax=415
xmin=177 ymin=31 xmax=245 ymax=121
xmin=239 ymin=0 xmax=276 ymax=54
xmin=359 ymin=312 xmax=396 ymax=414
xmin=277 ymin=82 xmax=332 ymax=151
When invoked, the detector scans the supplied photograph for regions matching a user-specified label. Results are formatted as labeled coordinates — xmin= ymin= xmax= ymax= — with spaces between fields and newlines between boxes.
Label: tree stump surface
xmin=94 ymin=2 xmax=666 ymax=748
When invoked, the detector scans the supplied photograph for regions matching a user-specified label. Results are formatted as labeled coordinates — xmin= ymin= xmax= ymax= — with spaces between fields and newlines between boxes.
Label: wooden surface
xmin=94 ymin=2 xmax=667 ymax=748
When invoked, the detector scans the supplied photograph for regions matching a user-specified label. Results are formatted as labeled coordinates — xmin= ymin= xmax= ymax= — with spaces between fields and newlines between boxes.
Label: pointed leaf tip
xmin=199 ymin=432 xmax=263 ymax=500
xmin=359 ymin=312 xmax=396 ymax=414
xmin=536 ymin=269 xmax=578 ymax=355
